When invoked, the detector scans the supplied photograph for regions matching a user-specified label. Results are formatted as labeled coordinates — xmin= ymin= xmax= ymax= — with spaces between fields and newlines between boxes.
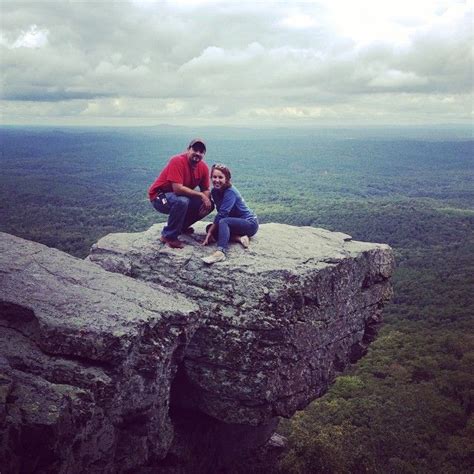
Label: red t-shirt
xmin=148 ymin=153 xmax=210 ymax=201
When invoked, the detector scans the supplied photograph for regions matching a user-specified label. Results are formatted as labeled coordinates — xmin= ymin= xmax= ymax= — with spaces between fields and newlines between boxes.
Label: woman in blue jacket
xmin=202 ymin=163 xmax=258 ymax=264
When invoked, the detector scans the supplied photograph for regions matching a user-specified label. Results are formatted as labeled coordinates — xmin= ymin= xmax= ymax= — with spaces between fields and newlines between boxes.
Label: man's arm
xmin=171 ymin=183 xmax=212 ymax=210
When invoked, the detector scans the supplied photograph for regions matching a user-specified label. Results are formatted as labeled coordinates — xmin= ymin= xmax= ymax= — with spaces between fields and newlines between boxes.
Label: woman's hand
xmin=202 ymin=223 xmax=217 ymax=245
xmin=202 ymin=233 xmax=216 ymax=246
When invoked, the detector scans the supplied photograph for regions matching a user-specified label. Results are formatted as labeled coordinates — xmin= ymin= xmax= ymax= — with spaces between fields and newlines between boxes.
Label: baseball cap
xmin=188 ymin=138 xmax=206 ymax=152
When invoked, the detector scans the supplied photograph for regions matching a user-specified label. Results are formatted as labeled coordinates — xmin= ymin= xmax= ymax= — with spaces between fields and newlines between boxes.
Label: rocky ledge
xmin=1 ymin=223 xmax=394 ymax=473
xmin=0 ymin=232 xmax=199 ymax=473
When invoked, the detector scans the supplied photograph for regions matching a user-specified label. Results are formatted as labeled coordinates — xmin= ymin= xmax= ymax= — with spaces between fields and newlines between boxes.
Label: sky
xmin=1 ymin=0 xmax=472 ymax=127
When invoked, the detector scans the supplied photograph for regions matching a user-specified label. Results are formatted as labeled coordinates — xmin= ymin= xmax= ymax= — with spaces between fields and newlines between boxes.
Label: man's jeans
xmin=216 ymin=217 xmax=259 ymax=253
xmin=152 ymin=193 xmax=214 ymax=240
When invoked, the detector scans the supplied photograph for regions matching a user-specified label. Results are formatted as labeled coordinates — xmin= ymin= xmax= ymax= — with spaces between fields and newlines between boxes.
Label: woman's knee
xmin=218 ymin=218 xmax=232 ymax=228
xmin=249 ymin=221 xmax=259 ymax=237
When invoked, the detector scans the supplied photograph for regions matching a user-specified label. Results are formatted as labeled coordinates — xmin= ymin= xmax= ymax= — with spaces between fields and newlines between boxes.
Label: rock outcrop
xmin=0 ymin=232 xmax=199 ymax=473
xmin=1 ymin=223 xmax=394 ymax=473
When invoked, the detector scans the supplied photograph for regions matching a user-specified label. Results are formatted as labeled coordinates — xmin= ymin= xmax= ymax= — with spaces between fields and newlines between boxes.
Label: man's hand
xmin=201 ymin=192 xmax=212 ymax=209
xmin=199 ymin=192 xmax=212 ymax=216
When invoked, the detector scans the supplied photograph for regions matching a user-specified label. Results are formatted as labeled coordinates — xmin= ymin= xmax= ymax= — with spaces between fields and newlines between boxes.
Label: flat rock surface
xmin=88 ymin=221 xmax=391 ymax=273
xmin=89 ymin=223 xmax=395 ymax=424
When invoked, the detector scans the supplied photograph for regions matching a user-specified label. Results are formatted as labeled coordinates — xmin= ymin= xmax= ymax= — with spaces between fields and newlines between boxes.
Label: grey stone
xmin=0 ymin=232 xmax=200 ymax=474
xmin=1 ymin=222 xmax=394 ymax=473
xmin=89 ymin=223 xmax=394 ymax=426
xmin=88 ymin=222 xmax=394 ymax=472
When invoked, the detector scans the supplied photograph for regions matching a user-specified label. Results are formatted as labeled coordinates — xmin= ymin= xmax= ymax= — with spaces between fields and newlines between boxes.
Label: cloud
xmin=279 ymin=14 xmax=319 ymax=29
xmin=368 ymin=70 xmax=428 ymax=89
xmin=0 ymin=0 xmax=472 ymax=126
xmin=7 ymin=24 xmax=49 ymax=49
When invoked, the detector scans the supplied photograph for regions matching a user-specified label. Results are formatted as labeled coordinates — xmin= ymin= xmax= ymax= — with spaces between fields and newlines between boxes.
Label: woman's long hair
xmin=211 ymin=163 xmax=232 ymax=189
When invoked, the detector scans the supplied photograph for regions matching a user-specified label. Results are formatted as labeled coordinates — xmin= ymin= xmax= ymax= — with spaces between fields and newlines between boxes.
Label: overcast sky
xmin=1 ymin=0 xmax=472 ymax=127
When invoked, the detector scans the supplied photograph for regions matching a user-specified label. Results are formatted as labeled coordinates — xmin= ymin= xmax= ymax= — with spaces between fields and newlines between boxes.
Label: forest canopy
xmin=1 ymin=126 xmax=473 ymax=473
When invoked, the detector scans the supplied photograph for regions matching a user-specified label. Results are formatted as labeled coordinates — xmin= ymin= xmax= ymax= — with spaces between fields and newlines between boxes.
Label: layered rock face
xmin=89 ymin=222 xmax=394 ymax=469
xmin=0 ymin=232 xmax=199 ymax=473
xmin=1 ymin=223 xmax=394 ymax=473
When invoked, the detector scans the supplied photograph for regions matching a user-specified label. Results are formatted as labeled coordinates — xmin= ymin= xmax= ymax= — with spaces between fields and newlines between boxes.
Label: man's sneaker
xmin=160 ymin=236 xmax=184 ymax=249
xmin=202 ymin=250 xmax=226 ymax=264
xmin=183 ymin=227 xmax=195 ymax=235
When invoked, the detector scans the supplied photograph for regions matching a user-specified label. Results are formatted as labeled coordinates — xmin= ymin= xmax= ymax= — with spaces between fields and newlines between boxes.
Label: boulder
xmin=0 ymin=232 xmax=199 ymax=473
xmin=1 ymin=222 xmax=394 ymax=473
xmin=88 ymin=222 xmax=394 ymax=470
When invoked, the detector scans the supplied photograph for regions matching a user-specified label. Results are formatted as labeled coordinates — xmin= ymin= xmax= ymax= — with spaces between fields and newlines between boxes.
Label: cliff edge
xmin=1 ymin=223 xmax=394 ymax=473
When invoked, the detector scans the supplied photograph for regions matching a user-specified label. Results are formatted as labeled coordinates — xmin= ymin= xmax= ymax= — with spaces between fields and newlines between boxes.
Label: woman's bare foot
xmin=234 ymin=235 xmax=250 ymax=248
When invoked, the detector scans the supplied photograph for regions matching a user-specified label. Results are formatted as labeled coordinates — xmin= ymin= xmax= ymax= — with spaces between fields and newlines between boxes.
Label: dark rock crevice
xmin=165 ymin=363 xmax=281 ymax=474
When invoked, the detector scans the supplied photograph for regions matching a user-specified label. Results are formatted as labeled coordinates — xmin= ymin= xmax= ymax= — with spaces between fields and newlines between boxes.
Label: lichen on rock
xmin=1 ymin=223 xmax=394 ymax=473
xmin=89 ymin=223 xmax=394 ymax=426
xmin=0 ymin=232 xmax=200 ymax=473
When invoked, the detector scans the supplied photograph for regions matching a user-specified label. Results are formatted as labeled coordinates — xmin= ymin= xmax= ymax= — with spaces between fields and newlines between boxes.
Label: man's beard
xmin=190 ymin=155 xmax=202 ymax=166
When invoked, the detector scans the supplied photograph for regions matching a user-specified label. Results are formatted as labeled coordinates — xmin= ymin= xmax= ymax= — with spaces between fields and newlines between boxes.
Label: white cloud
xmin=369 ymin=70 xmax=428 ymax=89
xmin=6 ymin=24 xmax=49 ymax=49
xmin=0 ymin=0 xmax=472 ymax=126
xmin=279 ymin=14 xmax=319 ymax=29
xmin=326 ymin=0 xmax=469 ymax=47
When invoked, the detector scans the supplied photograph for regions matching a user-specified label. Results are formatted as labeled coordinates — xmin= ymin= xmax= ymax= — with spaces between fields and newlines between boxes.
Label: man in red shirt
xmin=148 ymin=139 xmax=213 ymax=248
